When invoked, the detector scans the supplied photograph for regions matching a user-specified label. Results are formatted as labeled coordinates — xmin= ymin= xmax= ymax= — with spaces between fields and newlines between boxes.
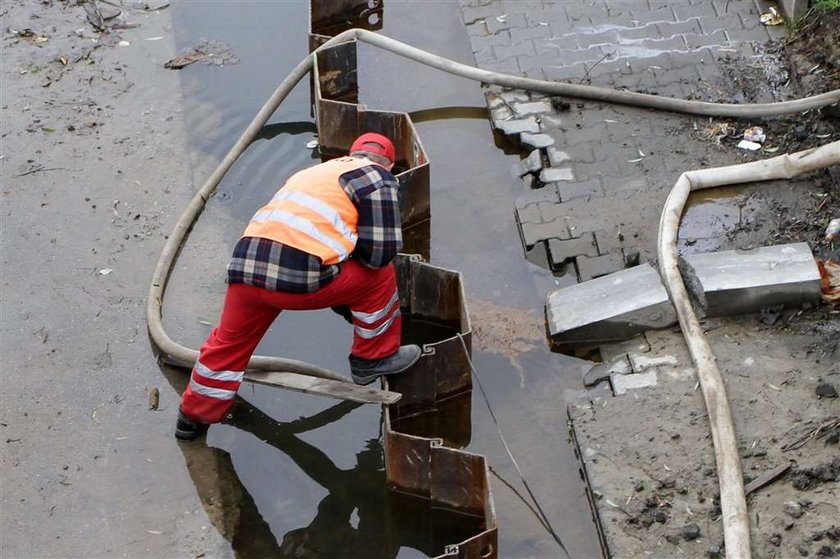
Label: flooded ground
xmin=165 ymin=1 xmax=601 ymax=557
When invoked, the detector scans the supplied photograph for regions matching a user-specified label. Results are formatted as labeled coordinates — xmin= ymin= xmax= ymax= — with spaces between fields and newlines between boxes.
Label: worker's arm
xmin=340 ymin=165 xmax=403 ymax=268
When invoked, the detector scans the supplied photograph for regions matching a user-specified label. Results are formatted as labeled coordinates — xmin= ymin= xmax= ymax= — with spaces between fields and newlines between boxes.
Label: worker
xmin=175 ymin=132 xmax=421 ymax=440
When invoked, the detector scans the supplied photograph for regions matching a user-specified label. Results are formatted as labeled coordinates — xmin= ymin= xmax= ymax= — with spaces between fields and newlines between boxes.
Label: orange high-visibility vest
xmin=241 ymin=157 xmax=374 ymax=265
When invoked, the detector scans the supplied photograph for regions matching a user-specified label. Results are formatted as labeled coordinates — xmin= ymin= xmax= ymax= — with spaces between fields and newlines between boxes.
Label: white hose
xmin=657 ymin=140 xmax=840 ymax=558
xmin=147 ymin=27 xmax=840 ymax=380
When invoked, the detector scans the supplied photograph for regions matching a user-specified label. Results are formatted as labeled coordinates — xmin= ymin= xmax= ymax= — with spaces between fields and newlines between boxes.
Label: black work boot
xmin=174 ymin=409 xmax=209 ymax=441
xmin=350 ymin=345 xmax=422 ymax=386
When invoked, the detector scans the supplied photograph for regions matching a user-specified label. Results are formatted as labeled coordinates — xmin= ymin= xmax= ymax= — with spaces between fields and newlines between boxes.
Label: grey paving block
xmin=583 ymin=356 xmax=631 ymax=387
xmin=546 ymin=263 xmax=678 ymax=347
xmin=540 ymin=167 xmax=574 ymax=182
xmin=470 ymin=31 xmax=512 ymax=51
xmin=536 ymin=35 xmax=579 ymax=54
xmin=525 ymin=240 xmax=550 ymax=268
xmin=495 ymin=117 xmax=540 ymax=136
xmin=629 ymin=7 xmax=677 ymax=26
xmin=515 ymin=203 xmax=541 ymax=225
xmin=543 ymin=64 xmax=588 ymax=82
xmin=486 ymin=12 xmax=527 ymax=34
xmin=556 ymin=179 xmax=604 ymax=202
xmin=594 ymin=229 xmax=622 ymax=256
xmin=522 ymin=148 xmax=544 ymax=174
xmin=547 ymin=147 xmax=571 ymax=166
xmin=494 ymin=40 xmax=537 ymax=62
xmin=576 ymin=252 xmax=626 ymax=281
xmin=461 ymin=4 xmax=504 ymax=25
xmin=510 ymin=25 xmax=553 ymax=44
xmin=489 ymin=104 xmax=514 ymax=121
xmin=520 ymin=219 xmax=568 ymax=248
xmin=577 ymin=29 xmax=621 ymax=48
xmin=521 ymin=132 xmax=555 ymax=149
xmin=498 ymin=90 xmax=531 ymax=104
xmin=560 ymin=47 xmax=608 ymax=66
xmin=513 ymin=100 xmax=552 ymax=116
xmin=683 ymin=243 xmax=822 ymax=317
xmin=657 ymin=18 xmax=704 ymax=38
xmin=515 ymin=187 xmax=559 ymax=208
xmin=671 ymin=2 xmax=717 ymax=21
xmin=611 ymin=370 xmax=658 ymax=395
xmin=599 ymin=335 xmax=651 ymax=362
xmin=684 ymin=28 xmax=728 ymax=49
xmin=547 ymin=234 xmax=598 ymax=270
xmin=482 ymin=57 xmax=522 ymax=75
xmin=539 ymin=114 xmax=565 ymax=131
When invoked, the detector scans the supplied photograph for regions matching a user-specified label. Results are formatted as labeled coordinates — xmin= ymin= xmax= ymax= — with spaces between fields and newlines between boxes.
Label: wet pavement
xmin=165 ymin=1 xmax=600 ymax=557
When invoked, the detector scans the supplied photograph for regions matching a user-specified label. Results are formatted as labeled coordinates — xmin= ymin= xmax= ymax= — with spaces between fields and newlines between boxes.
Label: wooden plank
xmin=243 ymin=371 xmax=402 ymax=405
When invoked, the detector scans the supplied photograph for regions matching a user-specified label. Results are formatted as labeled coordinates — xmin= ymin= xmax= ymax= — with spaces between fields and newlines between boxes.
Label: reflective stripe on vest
xmin=242 ymin=157 xmax=374 ymax=265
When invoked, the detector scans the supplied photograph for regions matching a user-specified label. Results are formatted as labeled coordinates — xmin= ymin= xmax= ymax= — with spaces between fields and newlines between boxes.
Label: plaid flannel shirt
xmin=227 ymin=161 xmax=403 ymax=293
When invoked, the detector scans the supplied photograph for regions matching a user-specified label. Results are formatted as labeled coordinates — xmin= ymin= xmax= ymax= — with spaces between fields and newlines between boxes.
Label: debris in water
xmin=98 ymin=268 xmax=112 ymax=275
xmin=148 ymin=387 xmax=160 ymax=411
xmin=737 ymin=139 xmax=762 ymax=151
xmin=743 ymin=126 xmax=765 ymax=144
xmin=118 ymin=40 xmax=130 ymax=47
xmin=164 ymin=40 xmax=239 ymax=70
xmin=760 ymin=7 xmax=785 ymax=26
xmin=306 ymin=139 xmax=319 ymax=149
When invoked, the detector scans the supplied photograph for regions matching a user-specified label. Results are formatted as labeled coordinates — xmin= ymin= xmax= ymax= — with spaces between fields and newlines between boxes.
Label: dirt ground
xmin=1 ymin=1 xmax=230 ymax=556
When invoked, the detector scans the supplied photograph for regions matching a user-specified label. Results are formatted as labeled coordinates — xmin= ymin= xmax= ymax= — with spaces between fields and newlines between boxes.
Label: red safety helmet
xmin=350 ymin=132 xmax=396 ymax=164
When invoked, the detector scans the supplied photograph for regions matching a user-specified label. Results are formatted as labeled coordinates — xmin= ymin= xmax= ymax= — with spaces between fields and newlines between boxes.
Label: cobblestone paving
xmin=459 ymin=0 xmax=789 ymax=282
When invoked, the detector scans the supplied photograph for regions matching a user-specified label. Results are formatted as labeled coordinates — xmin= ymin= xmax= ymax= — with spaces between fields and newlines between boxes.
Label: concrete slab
xmin=683 ymin=243 xmax=822 ymax=318
xmin=546 ymin=263 xmax=677 ymax=347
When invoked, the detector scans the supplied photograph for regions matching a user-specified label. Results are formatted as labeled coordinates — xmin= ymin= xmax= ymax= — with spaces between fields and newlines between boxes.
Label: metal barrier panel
xmin=309 ymin=11 xmax=498 ymax=557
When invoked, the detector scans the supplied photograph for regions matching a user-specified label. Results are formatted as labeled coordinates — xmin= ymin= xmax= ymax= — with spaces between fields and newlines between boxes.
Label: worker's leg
xmin=272 ymin=259 xmax=402 ymax=360
xmin=179 ymin=284 xmax=279 ymax=424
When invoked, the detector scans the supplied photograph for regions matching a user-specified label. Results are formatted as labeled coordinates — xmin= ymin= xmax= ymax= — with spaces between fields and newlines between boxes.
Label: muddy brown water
xmin=166 ymin=2 xmax=601 ymax=557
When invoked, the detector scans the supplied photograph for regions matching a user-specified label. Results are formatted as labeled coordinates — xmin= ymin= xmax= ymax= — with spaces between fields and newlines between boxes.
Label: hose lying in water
xmin=146 ymin=27 xmax=840 ymax=381
xmin=657 ymin=140 xmax=840 ymax=559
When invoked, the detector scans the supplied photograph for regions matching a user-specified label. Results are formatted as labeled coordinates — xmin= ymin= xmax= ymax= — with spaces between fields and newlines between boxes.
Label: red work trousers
xmin=180 ymin=260 xmax=401 ymax=423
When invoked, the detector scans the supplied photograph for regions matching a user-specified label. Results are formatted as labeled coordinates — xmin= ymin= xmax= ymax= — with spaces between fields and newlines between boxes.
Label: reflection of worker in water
xmin=175 ymin=133 xmax=421 ymax=440
xmin=226 ymin=399 xmax=400 ymax=558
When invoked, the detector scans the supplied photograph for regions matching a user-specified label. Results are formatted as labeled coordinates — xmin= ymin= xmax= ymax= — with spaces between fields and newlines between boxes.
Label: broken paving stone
xmin=816 ymin=382 xmax=838 ymax=398
xmin=682 ymin=523 xmax=701 ymax=541
xmin=522 ymin=149 xmax=543 ymax=174
xmin=539 ymin=167 xmax=574 ymax=182
xmin=539 ymin=114 xmax=564 ymax=130
xmin=512 ymin=100 xmax=551 ymax=116
xmin=576 ymin=252 xmax=625 ymax=282
xmin=784 ymin=501 xmax=804 ymax=518
xmin=583 ymin=356 xmax=630 ymax=386
xmin=520 ymin=132 xmax=555 ymax=149
xmin=769 ymin=532 xmax=783 ymax=547
xmin=547 ymin=147 xmax=571 ymax=166
xmin=611 ymin=370 xmax=657 ymax=395
xmin=495 ymin=117 xmax=540 ymax=136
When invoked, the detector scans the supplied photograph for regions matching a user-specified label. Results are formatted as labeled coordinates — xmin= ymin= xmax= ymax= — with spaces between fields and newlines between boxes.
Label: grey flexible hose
xmin=147 ymin=28 xmax=840 ymax=381
xmin=657 ymin=140 xmax=840 ymax=558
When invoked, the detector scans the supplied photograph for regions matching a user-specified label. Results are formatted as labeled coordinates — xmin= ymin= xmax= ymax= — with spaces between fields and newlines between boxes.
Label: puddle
xmin=167 ymin=1 xmax=601 ymax=557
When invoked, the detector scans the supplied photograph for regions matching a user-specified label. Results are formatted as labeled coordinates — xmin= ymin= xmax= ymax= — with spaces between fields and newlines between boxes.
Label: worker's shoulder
xmin=338 ymin=161 xmax=397 ymax=186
